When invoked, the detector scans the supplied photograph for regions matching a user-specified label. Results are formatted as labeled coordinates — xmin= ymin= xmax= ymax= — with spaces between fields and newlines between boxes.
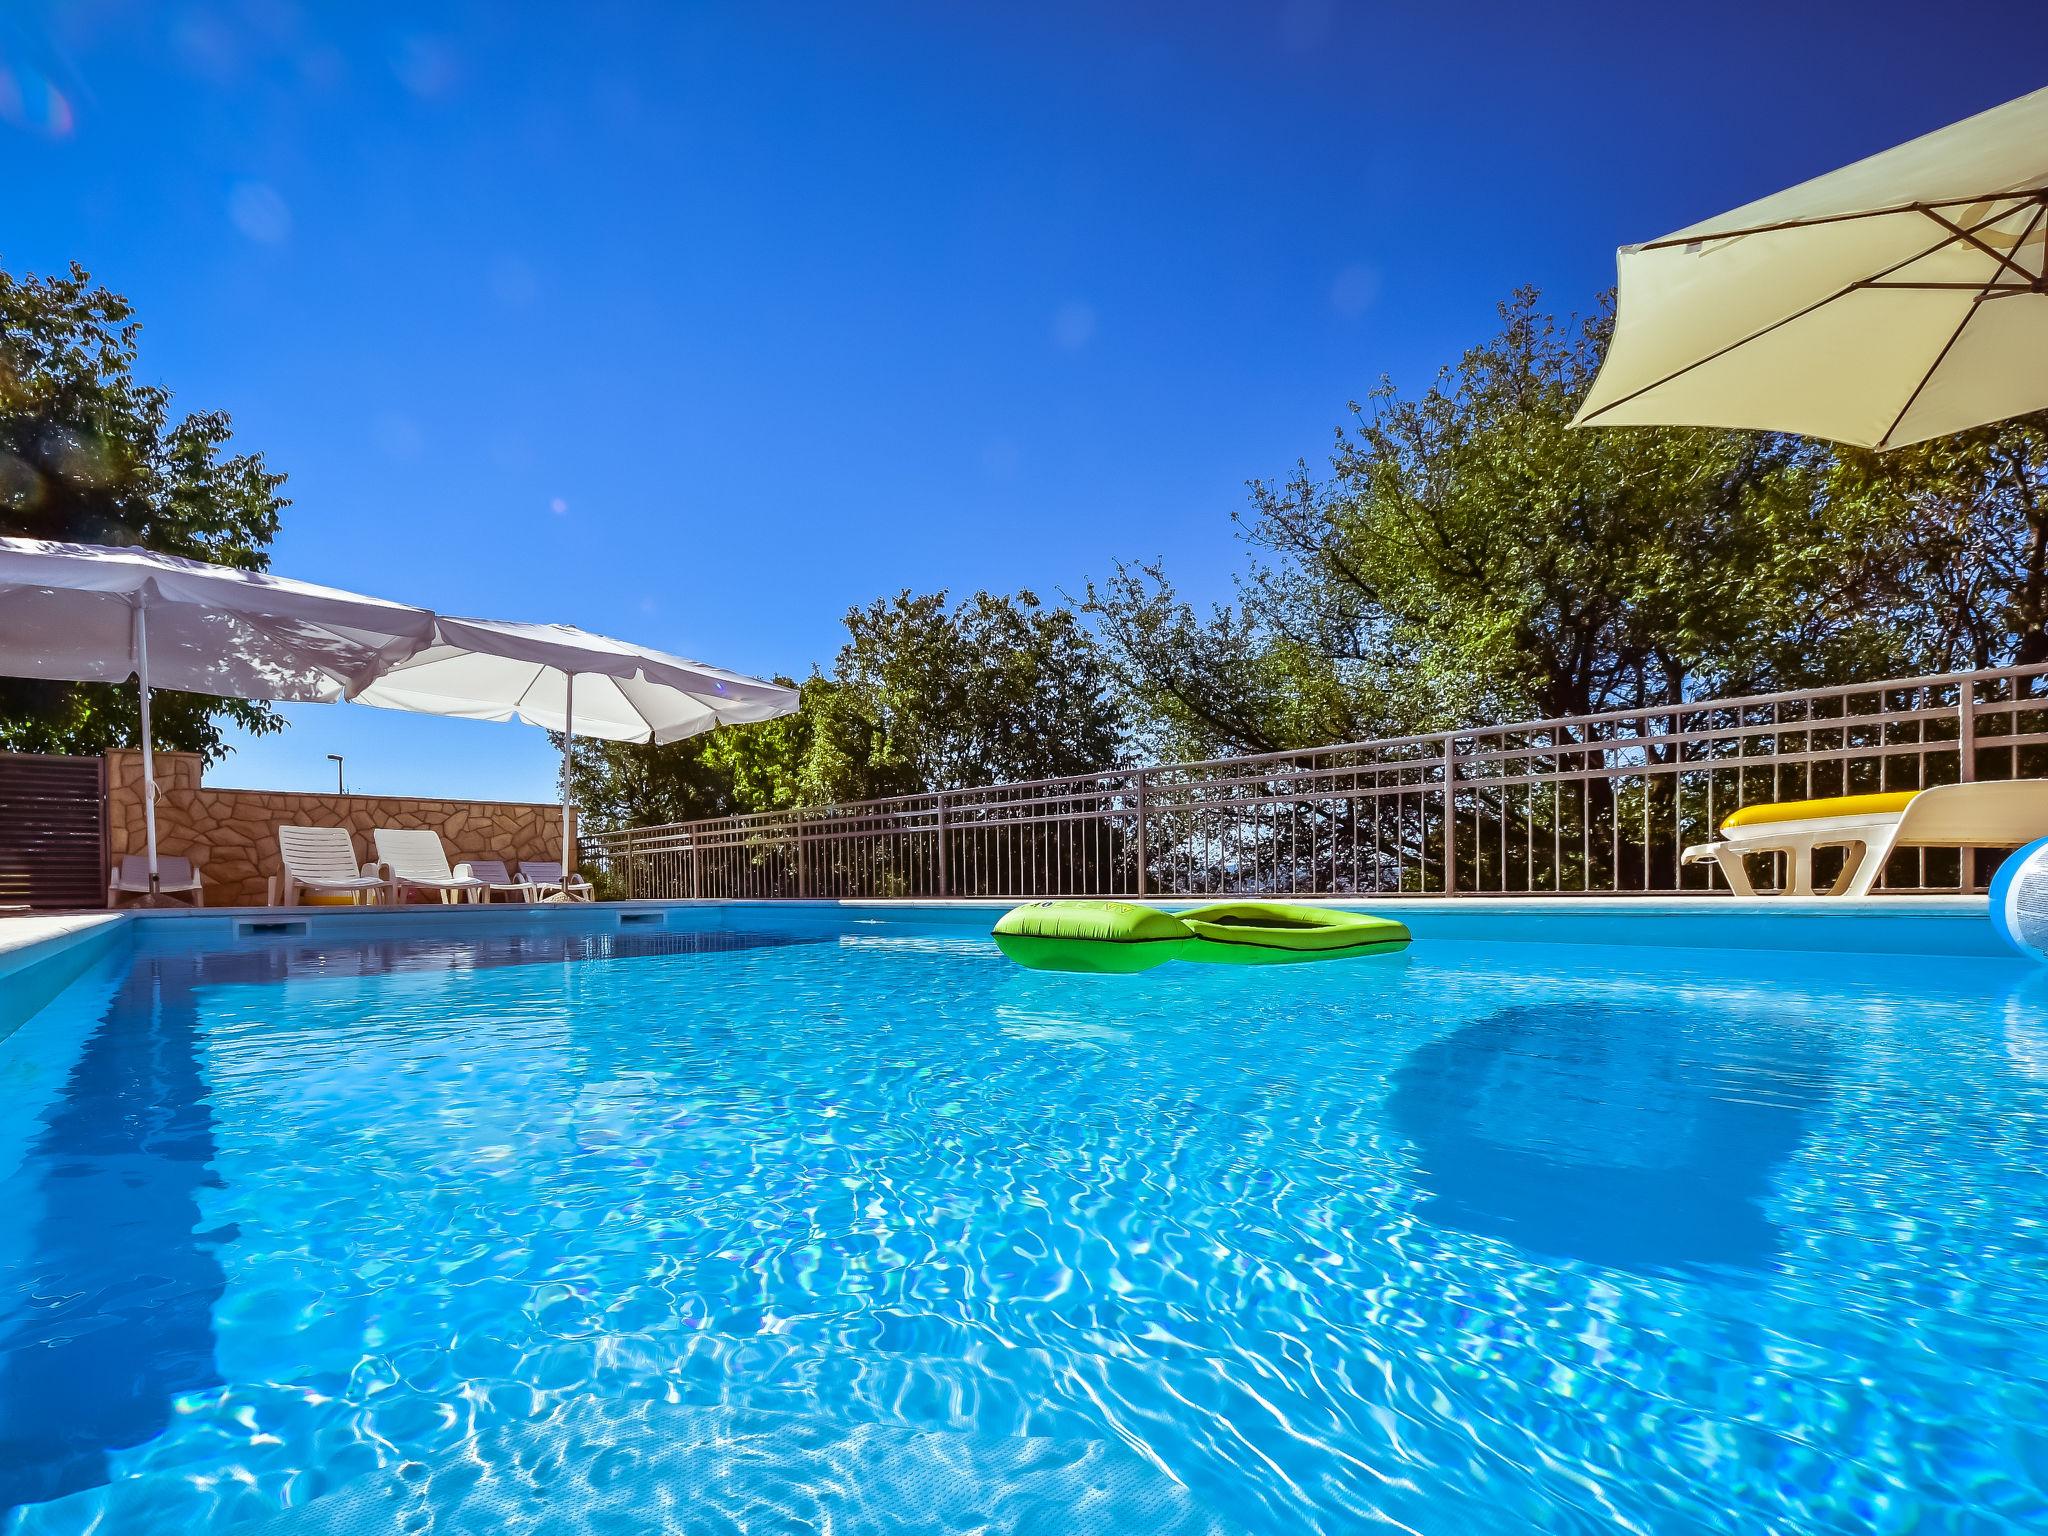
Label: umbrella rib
xmin=1873 ymin=197 xmax=2048 ymax=449
xmin=1579 ymin=200 xmax=2033 ymax=425
xmin=1859 ymin=280 xmax=2043 ymax=291
xmin=1917 ymin=199 xmax=2048 ymax=270
xmin=1635 ymin=189 xmax=2047 ymax=250
xmin=511 ymin=662 xmax=554 ymax=712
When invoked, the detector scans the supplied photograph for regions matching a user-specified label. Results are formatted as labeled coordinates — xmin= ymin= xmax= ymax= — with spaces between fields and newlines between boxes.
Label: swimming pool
xmin=1 ymin=901 xmax=2041 ymax=1533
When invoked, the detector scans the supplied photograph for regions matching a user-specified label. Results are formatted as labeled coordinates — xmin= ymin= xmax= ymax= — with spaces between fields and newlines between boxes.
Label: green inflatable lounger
xmin=1176 ymin=901 xmax=1410 ymax=965
xmin=992 ymin=899 xmax=1410 ymax=973
xmin=992 ymin=900 xmax=1193 ymax=973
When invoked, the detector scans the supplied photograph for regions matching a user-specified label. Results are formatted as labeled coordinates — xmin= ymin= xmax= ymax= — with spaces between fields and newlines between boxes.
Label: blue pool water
xmin=1 ymin=909 xmax=2044 ymax=1533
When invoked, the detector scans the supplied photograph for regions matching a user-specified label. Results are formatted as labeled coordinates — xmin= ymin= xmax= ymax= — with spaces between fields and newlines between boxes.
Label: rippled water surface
xmin=2 ymin=913 xmax=2046 ymax=1533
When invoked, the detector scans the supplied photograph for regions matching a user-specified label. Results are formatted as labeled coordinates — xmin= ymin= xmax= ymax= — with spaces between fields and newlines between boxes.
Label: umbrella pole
xmin=133 ymin=601 xmax=162 ymax=903
xmin=560 ymin=673 xmax=575 ymax=876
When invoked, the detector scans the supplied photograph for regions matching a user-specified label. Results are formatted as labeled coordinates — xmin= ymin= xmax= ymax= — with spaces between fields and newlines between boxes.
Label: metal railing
xmin=581 ymin=663 xmax=2048 ymax=902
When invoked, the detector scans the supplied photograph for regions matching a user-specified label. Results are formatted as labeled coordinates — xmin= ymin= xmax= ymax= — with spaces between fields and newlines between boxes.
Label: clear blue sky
xmin=8 ymin=2 xmax=2044 ymax=800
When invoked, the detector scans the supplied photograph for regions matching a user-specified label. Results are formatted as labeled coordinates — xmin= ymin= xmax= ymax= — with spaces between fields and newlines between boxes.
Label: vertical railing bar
xmin=1441 ymin=734 xmax=1457 ymax=896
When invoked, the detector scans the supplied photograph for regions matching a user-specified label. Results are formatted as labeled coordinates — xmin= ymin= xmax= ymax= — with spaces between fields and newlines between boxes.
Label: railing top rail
xmin=1154 ymin=660 xmax=2048 ymax=775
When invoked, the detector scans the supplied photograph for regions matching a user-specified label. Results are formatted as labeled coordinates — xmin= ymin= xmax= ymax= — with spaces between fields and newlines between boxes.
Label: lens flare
xmin=0 ymin=63 xmax=75 ymax=139
xmin=228 ymin=181 xmax=293 ymax=244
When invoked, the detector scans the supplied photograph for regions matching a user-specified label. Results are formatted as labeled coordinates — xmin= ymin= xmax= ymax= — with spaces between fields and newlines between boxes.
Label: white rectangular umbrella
xmin=0 ymin=538 xmax=437 ymax=899
xmin=1574 ymin=85 xmax=2048 ymax=450
xmin=352 ymin=615 xmax=799 ymax=874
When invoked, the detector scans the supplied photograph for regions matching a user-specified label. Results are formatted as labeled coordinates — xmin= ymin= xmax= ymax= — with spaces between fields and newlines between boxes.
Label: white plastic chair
xmin=374 ymin=829 xmax=487 ymax=905
xmin=456 ymin=857 xmax=535 ymax=903
xmin=272 ymin=827 xmax=387 ymax=907
xmin=109 ymin=854 xmax=204 ymax=907
xmin=1682 ymin=779 xmax=2048 ymax=896
xmin=516 ymin=859 xmax=595 ymax=902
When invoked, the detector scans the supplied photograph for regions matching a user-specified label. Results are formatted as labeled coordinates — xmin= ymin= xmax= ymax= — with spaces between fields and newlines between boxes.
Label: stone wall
xmin=107 ymin=751 xmax=566 ymax=908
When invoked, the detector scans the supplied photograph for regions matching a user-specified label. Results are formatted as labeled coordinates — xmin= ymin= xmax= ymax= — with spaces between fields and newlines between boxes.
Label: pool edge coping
xmin=0 ymin=911 xmax=129 ymax=974
xmin=0 ymin=893 xmax=2004 ymax=988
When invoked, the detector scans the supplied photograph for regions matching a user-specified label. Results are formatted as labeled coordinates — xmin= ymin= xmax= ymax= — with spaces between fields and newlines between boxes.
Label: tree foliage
xmin=571 ymin=590 xmax=1125 ymax=828
xmin=1089 ymin=291 xmax=2029 ymax=761
xmin=829 ymin=589 xmax=1122 ymax=793
xmin=1822 ymin=413 xmax=2048 ymax=671
xmin=0 ymin=263 xmax=291 ymax=761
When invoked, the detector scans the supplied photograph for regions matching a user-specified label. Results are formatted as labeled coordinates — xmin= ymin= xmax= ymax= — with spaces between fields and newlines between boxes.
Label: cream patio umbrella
xmin=1574 ymin=84 xmax=2048 ymax=450
xmin=0 ymin=538 xmax=438 ymax=900
xmin=351 ymin=615 xmax=799 ymax=881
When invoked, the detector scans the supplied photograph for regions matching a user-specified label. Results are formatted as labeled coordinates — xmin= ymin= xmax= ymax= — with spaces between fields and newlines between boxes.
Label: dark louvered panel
xmin=0 ymin=753 xmax=107 ymax=910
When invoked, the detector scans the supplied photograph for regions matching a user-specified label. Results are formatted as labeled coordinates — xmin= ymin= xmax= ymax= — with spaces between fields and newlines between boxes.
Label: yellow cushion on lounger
xmin=1720 ymin=790 xmax=1920 ymax=833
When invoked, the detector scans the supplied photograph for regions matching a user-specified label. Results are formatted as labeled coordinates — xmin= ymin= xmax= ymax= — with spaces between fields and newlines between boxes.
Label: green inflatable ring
xmin=992 ymin=900 xmax=1191 ymax=973
xmin=992 ymin=900 xmax=1410 ymax=972
xmin=1176 ymin=902 xmax=1411 ymax=965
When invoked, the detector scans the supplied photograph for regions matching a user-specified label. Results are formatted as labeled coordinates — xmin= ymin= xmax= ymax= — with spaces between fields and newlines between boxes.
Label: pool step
xmin=246 ymin=1399 xmax=1238 ymax=1534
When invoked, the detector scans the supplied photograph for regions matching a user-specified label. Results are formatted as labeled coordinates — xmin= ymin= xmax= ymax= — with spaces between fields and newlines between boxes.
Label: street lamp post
xmin=326 ymin=753 xmax=345 ymax=794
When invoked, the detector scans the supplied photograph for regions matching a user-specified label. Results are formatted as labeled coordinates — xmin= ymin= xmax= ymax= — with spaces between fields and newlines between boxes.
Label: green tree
xmin=1083 ymin=558 xmax=1433 ymax=759
xmin=1089 ymin=290 xmax=1909 ymax=759
xmin=830 ymin=588 xmax=1122 ymax=794
xmin=1824 ymin=413 xmax=2048 ymax=671
xmin=566 ymin=674 xmax=832 ymax=829
xmin=0 ymin=263 xmax=290 ymax=761
xmin=571 ymin=590 xmax=1125 ymax=828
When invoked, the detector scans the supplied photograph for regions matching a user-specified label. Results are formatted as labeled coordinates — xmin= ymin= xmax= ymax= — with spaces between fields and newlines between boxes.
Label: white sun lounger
xmin=272 ymin=826 xmax=387 ymax=907
xmin=516 ymin=859 xmax=595 ymax=902
xmin=109 ymin=853 xmax=204 ymax=907
xmin=374 ymin=829 xmax=487 ymax=905
xmin=1682 ymin=779 xmax=2048 ymax=896
xmin=454 ymin=858 xmax=535 ymax=903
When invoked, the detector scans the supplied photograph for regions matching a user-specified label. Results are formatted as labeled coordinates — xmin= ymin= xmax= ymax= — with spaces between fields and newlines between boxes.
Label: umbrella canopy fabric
xmin=352 ymin=615 xmax=799 ymax=743
xmin=1574 ymin=85 xmax=2048 ymax=450
xmin=0 ymin=537 xmax=438 ymax=899
xmin=0 ymin=537 xmax=437 ymax=701
xmin=353 ymin=615 xmax=800 ymax=877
